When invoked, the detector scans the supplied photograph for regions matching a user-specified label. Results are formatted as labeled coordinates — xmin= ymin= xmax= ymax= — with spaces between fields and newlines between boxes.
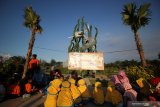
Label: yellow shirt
xmin=44 ymin=86 xmax=59 ymax=107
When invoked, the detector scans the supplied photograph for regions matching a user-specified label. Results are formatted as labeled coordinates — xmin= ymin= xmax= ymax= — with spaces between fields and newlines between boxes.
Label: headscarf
xmin=57 ymin=81 xmax=73 ymax=107
xmin=136 ymin=78 xmax=144 ymax=88
xmin=105 ymin=81 xmax=123 ymax=105
xmin=110 ymin=75 xmax=121 ymax=85
xmin=78 ymin=79 xmax=91 ymax=100
xmin=50 ymin=79 xmax=62 ymax=92
xmin=68 ymin=78 xmax=76 ymax=84
xmin=93 ymin=82 xmax=104 ymax=104
xmin=78 ymin=79 xmax=85 ymax=86
xmin=61 ymin=81 xmax=70 ymax=89
xmin=136 ymin=78 xmax=152 ymax=95
xmin=44 ymin=79 xmax=62 ymax=107
xmin=68 ymin=78 xmax=82 ymax=104
xmin=95 ymin=82 xmax=102 ymax=88
xmin=118 ymin=70 xmax=129 ymax=83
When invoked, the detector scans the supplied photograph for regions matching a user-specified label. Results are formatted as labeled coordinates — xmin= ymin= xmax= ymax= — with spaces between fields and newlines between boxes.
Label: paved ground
xmin=0 ymin=93 xmax=44 ymax=107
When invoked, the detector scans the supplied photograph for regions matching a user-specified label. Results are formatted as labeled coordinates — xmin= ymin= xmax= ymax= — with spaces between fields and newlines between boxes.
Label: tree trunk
xmin=22 ymin=29 xmax=36 ymax=79
xmin=134 ymin=31 xmax=147 ymax=67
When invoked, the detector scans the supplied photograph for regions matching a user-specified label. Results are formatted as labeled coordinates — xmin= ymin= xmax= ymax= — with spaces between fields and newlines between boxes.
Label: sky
xmin=0 ymin=0 xmax=159 ymax=63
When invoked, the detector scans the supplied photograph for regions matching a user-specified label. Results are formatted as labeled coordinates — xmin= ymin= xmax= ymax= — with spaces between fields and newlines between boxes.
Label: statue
xmin=68 ymin=17 xmax=98 ymax=52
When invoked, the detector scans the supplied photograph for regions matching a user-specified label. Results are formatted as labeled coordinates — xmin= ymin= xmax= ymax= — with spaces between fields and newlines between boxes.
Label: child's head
xmin=95 ymin=82 xmax=102 ymax=88
xmin=61 ymin=81 xmax=70 ymax=88
xmin=32 ymin=54 xmax=37 ymax=59
xmin=50 ymin=79 xmax=62 ymax=91
xmin=107 ymin=81 xmax=115 ymax=92
xmin=136 ymin=78 xmax=144 ymax=88
xmin=59 ymin=75 xmax=64 ymax=81
xmin=117 ymin=70 xmax=126 ymax=79
xmin=28 ymin=79 xmax=32 ymax=83
xmin=68 ymin=78 xmax=76 ymax=85
xmin=77 ymin=79 xmax=86 ymax=86
xmin=71 ymin=71 xmax=78 ymax=80
xmin=156 ymin=82 xmax=160 ymax=93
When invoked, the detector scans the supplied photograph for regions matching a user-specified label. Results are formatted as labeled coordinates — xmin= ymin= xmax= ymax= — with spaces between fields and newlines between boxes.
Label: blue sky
xmin=0 ymin=0 xmax=159 ymax=63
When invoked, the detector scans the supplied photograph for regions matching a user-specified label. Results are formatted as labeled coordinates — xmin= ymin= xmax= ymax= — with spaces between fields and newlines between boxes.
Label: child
xmin=23 ymin=79 xmax=36 ymax=98
xmin=57 ymin=81 xmax=74 ymax=107
xmin=105 ymin=81 xmax=123 ymax=107
xmin=68 ymin=78 xmax=82 ymax=107
xmin=7 ymin=80 xmax=21 ymax=98
xmin=123 ymin=82 xmax=137 ymax=107
xmin=148 ymin=82 xmax=160 ymax=101
xmin=110 ymin=75 xmax=124 ymax=94
xmin=77 ymin=79 xmax=91 ymax=105
xmin=117 ymin=70 xmax=130 ymax=94
xmin=92 ymin=81 xmax=104 ymax=105
xmin=136 ymin=78 xmax=153 ymax=100
xmin=44 ymin=79 xmax=62 ymax=107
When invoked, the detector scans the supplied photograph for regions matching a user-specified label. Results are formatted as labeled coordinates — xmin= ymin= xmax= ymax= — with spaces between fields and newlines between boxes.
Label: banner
xmin=68 ymin=52 xmax=104 ymax=70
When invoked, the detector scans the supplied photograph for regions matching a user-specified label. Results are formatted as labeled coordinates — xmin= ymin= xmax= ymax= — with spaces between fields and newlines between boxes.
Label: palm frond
xmin=121 ymin=3 xmax=151 ymax=32
xmin=122 ymin=3 xmax=136 ymax=26
xmin=138 ymin=3 xmax=151 ymax=18
xmin=23 ymin=6 xmax=42 ymax=32
xmin=36 ymin=25 xmax=43 ymax=34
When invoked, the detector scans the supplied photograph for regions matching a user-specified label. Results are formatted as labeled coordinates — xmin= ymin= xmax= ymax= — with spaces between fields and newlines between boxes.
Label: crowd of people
xmin=43 ymin=70 xmax=134 ymax=107
xmin=1 ymin=54 xmax=160 ymax=107
xmin=0 ymin=54 xmax=63 ymax=101
xmin=44 ymin=69 xmax=160 ymax=107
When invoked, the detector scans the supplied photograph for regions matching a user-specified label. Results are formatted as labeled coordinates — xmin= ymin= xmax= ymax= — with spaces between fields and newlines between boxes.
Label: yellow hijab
xmin=105 ymin=81 xmax=123 ymax=105
xmin=68 ymin=78 xmax=82 ymax=103
xmin=57 ymin=81 xmax=73 ymax=107
xmin=93 ymin=82 xmax=104 ymax=104
xmin=78 ymin=79 xmax=91 ymax=100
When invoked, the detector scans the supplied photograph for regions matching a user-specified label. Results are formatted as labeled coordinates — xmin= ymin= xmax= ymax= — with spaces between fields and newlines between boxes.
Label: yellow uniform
xmin=93 ymin=82 xmax=104 ymax=105
xmin=68 ymin=78 xmax=82 ymax=104
xmin=136 ymin=78 xmax=153 ymax=96
xmin=78 ymin=79 xmax=91 ymax=101
xmin=105 ymin=81 xmax=123 ymax=105
xmin=44 ymin=79 xmax=62 ymax=107
xmin=57 ymin=81 xmax=74 ymax=107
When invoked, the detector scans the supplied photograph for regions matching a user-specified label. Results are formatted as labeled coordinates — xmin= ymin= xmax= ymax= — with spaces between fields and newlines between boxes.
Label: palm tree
xmin=22 ymin=6 xmax=42 ymax=79
xmin=121 ymin=3 xmax=151 ymax=67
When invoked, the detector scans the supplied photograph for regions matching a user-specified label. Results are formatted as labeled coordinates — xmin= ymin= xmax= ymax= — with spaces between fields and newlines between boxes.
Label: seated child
xmin=68 ymin=78 xmax=82 ymax=107
xmin=136 ymin=78 xmax=153 ymax=101
xmin=23 ymin=79 xmax=37 ymax=98
xmin=117 ymin=70 xmax=130 ymax=94
xmin=147 ymin=82 xmax=160 ymax=101
xmin=92 ymin=81 xmax=104 ymax=105
xmin=57 ymin=81 xmax=74 ymax=107
xmin=123 ymin=82 xmax=137 ymax=107
xmin=77 ymin=79 xmax=91 ymax=105
xmin=105 ymin=81 xmax=123 ymax=107
xmin=7 ymin=80 xmax=21 ymax=98
xmin=44 ymin=79 xmax=62 ymax=107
